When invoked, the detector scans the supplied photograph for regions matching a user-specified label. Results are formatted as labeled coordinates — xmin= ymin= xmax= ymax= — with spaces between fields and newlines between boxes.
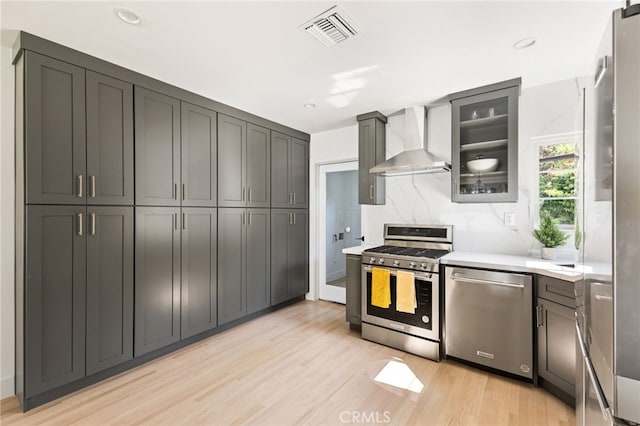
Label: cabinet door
xmin=537 ymin=299 xmax=576 ymax=395
xmin=134 ymin=87 xmax=181 ymax=206
xmin=345 ymin=254 xmax=362 ymax=325
xmin=181 ymin=208 xmax=217 ymax=338
xmin=134 ymin=207 xmax=181 ymax=356
xmin=25 ymin=205 xmax=85 ymax=396
xmin=217 ymin=208 xmax=246 ymax=325
xmin=218 ymin=115 xmax=246 ymax=207
xmin=246 ymin=209 xmax=270 ymax=314
xmin=25 ymin=52 xmax=86 ymax=205
xmin=246 ymin=124 xmax=270 ymax=208
xmin=270 ymin=209 xmax=291 ymax=304
xmin=86 ymin=207 xmax=133 ymax=375
xmin=451 ymin=86 xmax=519 ymax=203
xmin=290 ymin=138 xmax=309 ymax=208
xmin=181 ymin=103 xmax=217 ymax=207
xmin=86 ymin=71 xmax=134 ymax=205
xmin=289 ymin=210 xmax=309 ymax=298
xmin=270 ymin=132 xmax=291 ymax=208
xmin=358 ymin=118 xmax=385 ymax=205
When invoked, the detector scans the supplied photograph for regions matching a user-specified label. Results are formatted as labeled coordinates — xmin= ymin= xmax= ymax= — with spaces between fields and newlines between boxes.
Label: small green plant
xmin=533 ymin=211 xmax=569 ymax=248
xmin=574 ymin=220 xmax=582 ymax=250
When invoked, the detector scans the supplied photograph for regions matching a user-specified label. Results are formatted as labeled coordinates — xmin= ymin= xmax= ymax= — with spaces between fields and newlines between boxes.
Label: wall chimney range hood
xmin=369 ymin=107 xmax=451 ymax=176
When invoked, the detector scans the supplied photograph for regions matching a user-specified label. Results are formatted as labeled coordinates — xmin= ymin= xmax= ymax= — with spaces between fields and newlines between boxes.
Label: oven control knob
xmin=369 ymin=257 xmax=376 ymax=264
xmin=409 ymin=262 xmax=416 ymax=268
xmin=393 ymin=260 xmax=400 ymax=266
xmin=420 ymin=263 xmax=427 ymax=269
xmin=422 ymin=315 xmax=430 ymax=324
xmin=378 ymin=258 xmax=385 ymax=264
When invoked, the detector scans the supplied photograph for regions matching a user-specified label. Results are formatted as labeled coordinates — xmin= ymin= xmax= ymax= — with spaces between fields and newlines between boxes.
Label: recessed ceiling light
xmin=304 ymin=103 xmax=317 ymax=109
xmin=114 ymin=8 xmax=142 ymax=25
xmin=513 ymin=37 xmax=536 ymax=49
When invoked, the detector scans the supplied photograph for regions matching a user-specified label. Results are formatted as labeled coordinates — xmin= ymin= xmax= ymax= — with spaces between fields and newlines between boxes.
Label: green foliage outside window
xmin=539 ymin=143 xmax=576 ymax=225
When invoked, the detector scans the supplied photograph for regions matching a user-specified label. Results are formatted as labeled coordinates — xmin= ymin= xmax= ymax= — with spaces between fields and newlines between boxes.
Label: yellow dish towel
xmin=396 ymin=271 xmax=417 ymax=314
xmin=371 ymin=268 xmax=391 ymax=308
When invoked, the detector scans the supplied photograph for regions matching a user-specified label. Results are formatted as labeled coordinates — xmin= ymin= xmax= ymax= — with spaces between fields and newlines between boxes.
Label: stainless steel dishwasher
xmin=444 ymin=266 xmax=533 ymax=378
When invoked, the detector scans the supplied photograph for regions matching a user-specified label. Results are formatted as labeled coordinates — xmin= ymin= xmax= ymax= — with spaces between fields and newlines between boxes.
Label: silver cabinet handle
xmin=90 ymin=213 xmax=96 ymax=235
xmin=594 ymin=295 xmax=612 ymax=301
xmin=293 ymin=192 xmax=296 ymax=205
xmin=173 ymin=183 xmax=178 ymax=200
xmin=77 ymin=175 xmax=83 ymax=198
xmin=292 ymin=212 xmax=296 ymax=225
xmin=248 ymin=187 xmax=251 ymax=202
xmin=90 ymin=176 xmax=96 ymax=198
xmin=77 ymin=213 xmax=83 ymax=236
xmin=288 ymin=192 xmax=292 ymax=204
xmin=174 ymin=213 xmax=178 ymax=230
xmin=182 ymin=184 xmax=186 ymax=201
xmin=182 ymin=212 xmax=186 ymax=230
xmin=288 ymin=212 xmax=293 ymax=225
xmin=369 ymin=185 xmax=374 ymax=200
xmin=536 ymin=305 xmax=543 ymax=327
xmin=453 ymin=179 xmax=457 ymax=196
xmin=449 ymin=273 xmax=525 ymax=289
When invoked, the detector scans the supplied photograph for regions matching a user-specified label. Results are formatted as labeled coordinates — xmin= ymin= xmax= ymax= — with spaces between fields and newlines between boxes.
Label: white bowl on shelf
xmin=466 ymin=158 xmax=499 ymax=173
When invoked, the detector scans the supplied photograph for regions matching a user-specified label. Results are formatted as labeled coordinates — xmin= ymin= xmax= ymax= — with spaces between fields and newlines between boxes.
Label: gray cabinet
xmin=218 ymin=116 xmax=270 ymax=208
xmin=218 ymin=208 xmax=270 ymax=325
xmin=25 ymin=205 xmax=86 ymax=396
xmin=134 ymin=87 xmax=181 ymax=206
xmin=345 ymin=254 xmax=362 ymax=328
xmin=134 ymin=207 xmax=181 ymax=356
xmin=271 ymin=132 xmax=308 ymax=208
xmin=25 ymin=52 xmax=86 ymax=205
xmin=449 ymin=79 xmax=520 ymax=203
xmin=86 ymin=71 xmax=134 ymax=205
xmin=86 ymin=207 xmax=134 ymax=375
xmin=181 ymin=208 xmax=217 ymax=338
xmin=536 ymin=275 xmax=576 ymax=403
xmin=181 ymin=103 xmax=217 ymax=207
xmin=271 ymin=209 xmax=308 ymax=305
xmin=356 ymin=112 xmax=386 ymax=205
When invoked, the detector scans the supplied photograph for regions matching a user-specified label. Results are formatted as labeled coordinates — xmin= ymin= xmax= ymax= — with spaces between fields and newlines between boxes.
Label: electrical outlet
xmin=504 ymin=213 xmax=516 ymax=227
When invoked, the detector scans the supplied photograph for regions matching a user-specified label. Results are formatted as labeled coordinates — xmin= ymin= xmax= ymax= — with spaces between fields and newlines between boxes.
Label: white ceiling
xmin=1 ymin=1 xmax=621 ymax=134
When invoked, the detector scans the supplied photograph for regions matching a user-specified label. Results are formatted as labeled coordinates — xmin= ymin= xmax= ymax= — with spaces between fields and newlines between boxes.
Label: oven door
xmin=361 ymin=264 xmax=439 ymax=341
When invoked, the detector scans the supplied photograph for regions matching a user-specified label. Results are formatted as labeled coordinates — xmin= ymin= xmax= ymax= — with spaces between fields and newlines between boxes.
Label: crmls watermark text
xmin=339 ymin=411 xmax=391 ymax=424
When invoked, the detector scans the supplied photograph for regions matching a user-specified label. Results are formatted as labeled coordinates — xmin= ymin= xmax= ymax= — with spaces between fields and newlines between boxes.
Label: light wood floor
xmin=1 ymin=300 xmax=574 ymax=426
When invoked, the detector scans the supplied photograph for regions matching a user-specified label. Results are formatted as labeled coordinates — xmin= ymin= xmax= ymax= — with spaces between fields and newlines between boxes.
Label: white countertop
xmin=342 ymin=246 xmax=583 ymax=282
xmin=441 ymin=251 xmax=583 ymax=282
xmin=342 ymin=245 xmax=377 ymax=255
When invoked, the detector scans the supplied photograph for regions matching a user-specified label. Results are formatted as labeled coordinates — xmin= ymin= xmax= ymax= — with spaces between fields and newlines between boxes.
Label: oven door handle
xmin=449 ymin=273 xmax=524 ymax=289
xmin=362 ymin=265 xmax=432 ymax=280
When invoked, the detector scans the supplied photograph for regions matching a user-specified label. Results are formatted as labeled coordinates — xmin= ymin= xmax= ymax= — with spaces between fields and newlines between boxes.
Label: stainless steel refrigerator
xmin=576 ymin=4 xmax=640 ymax=425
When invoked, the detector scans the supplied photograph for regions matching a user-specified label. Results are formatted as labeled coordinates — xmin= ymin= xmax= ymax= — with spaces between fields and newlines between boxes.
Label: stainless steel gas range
xmin=361 ymin=224 xmax=452 ymax=361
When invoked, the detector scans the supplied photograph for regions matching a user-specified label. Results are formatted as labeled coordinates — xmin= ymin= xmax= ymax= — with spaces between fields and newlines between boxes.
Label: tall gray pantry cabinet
xmin=13 ymin=31 xmax=310 ymax=411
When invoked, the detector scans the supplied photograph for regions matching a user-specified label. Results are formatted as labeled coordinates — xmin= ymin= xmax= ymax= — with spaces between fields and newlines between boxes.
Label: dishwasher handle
xmin=449 ymin=273 xmax=525 ymax=289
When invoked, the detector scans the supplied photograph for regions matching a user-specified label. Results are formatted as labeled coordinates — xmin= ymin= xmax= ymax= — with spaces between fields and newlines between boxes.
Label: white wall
xmin=1 ymin=39 xmax=16 ymax=398
xmin=309 ymin=76 xmax=587 ymax=298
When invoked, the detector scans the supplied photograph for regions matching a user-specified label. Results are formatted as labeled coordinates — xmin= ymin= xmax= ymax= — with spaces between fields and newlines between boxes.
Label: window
xmin=538 ymin=142 xmax=576 ymax=226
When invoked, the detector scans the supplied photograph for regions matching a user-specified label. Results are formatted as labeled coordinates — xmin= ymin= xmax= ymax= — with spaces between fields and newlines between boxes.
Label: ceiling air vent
xmin=300 ymin=6 xmax=359 ymax=47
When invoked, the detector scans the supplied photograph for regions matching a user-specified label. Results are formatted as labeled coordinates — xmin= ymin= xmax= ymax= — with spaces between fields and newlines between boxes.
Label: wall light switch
xmin=504 ymin=213 xmax=516 ymax=227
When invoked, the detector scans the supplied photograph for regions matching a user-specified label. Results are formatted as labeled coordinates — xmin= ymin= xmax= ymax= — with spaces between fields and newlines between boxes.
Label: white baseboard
xmin=1 ymin=374 xmax=14 ymax=399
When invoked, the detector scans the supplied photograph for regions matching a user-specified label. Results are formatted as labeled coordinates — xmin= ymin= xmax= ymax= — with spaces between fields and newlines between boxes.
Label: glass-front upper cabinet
xmin=449 ymin=79 xmax=521 ymax=203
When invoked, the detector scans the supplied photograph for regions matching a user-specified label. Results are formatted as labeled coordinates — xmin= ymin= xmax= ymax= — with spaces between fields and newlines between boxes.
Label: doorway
xmin=318 ymin=161 xmax=361 ymax=304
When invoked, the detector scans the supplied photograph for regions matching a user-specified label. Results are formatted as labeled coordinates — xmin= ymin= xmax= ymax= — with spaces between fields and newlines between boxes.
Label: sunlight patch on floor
xmin=374 ymin=358 xmax=424 ymax=393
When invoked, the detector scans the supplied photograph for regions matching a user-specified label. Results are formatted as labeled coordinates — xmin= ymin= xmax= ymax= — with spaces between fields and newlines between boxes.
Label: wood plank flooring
xmin=1 ymin=300 xmax=574 ymax=425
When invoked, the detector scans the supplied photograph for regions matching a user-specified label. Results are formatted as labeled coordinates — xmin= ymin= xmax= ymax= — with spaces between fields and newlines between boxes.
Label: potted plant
xmin=533 ymin=211 xmax=569 ymax=260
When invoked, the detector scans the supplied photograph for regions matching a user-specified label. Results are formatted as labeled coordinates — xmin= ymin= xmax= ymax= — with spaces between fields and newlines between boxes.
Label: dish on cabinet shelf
xmin=466 ymin=158 xmax=499 ymax=173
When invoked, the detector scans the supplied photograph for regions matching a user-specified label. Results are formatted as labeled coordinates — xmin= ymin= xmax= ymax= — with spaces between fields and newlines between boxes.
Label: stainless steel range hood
xmin=369 ymin=106 xmax=451 ymax=176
